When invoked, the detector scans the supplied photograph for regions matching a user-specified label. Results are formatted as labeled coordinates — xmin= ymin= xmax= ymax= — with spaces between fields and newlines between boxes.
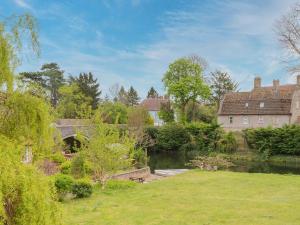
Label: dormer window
xmin=245 ymin=102 xmax=249 ymax=108
xmin=260 ymin=102 xmax=264 ymax=108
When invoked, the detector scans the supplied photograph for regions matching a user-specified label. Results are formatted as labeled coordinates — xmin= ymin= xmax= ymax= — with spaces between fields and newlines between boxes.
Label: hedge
xmin=244 ymin=125 xmax=300 ymax=156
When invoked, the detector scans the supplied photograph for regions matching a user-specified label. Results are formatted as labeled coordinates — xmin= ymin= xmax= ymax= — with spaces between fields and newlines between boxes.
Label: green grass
xmin=63 ymin=171 xmax=300 ymax=225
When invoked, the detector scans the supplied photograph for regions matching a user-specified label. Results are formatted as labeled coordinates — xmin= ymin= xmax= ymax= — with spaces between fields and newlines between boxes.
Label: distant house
xmin=218 ymin=76 xmax=300 ymax=131
xmin=140 ymin=96 xmax=169 ymax=126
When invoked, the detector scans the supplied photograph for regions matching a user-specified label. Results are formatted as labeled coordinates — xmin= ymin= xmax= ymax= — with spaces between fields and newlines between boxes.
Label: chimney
xmin=273 ymin=79 xmax=280 ymax=90
xmin=297 ymin=75 xmax=300 ymax=86
xmin=254 ymin=76 xmax=261 ymax=89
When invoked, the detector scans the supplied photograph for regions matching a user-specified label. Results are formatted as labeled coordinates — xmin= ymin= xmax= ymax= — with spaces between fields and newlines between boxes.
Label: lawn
xmin=62 ymin=171 xmax=300 ymax=225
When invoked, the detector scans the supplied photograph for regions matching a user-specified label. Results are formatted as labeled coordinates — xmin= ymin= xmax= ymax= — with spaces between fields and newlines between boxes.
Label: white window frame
xmin=296 ymin=101 xmax=300 ymax=109
xmin=243 ymin=116 xmax=249 ymax=125
xmin=260 ymin=102 xmax=264 ymax=108
xmin=245 ymin=102 xmax=249 ymax=108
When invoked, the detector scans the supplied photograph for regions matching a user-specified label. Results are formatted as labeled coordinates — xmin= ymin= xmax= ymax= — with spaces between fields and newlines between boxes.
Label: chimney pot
xmin=254 ymin=76 xmax=261 ymax=89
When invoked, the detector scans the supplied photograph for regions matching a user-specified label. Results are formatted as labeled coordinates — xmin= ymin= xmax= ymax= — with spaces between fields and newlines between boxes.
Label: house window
xmin=245 ymin=102 xmax=249 ymax=108
xmin=260 ymin=102 xmax=264 ymax=108
xmin=296 ymin=101 xmax=300 ymax=109
xmin=243 ymin=116 xmax=249 ymax=125
xmin=258 ymin=116 xmax=264 ymax=124
xmin=229 ymin=116 xmax=233 ymax=124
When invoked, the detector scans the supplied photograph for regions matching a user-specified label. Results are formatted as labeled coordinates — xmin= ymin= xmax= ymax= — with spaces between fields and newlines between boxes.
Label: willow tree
xmin=0 ymin=13 xmax=39 ymax=92
xmin=0 ymin=136 xmax=62 ymax=225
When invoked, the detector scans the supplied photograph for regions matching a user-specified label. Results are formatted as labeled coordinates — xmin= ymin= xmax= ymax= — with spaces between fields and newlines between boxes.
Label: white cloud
xmin=14 ymin=0 xmax=32 ymax=9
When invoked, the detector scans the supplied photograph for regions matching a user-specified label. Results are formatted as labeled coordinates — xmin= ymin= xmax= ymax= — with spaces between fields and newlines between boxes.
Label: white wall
xmin=149 ymin=110 xmax=164 ymax=126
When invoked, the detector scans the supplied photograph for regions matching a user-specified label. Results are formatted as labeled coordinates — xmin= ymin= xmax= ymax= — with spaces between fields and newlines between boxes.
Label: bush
xmin=156 ymin=123 xmax=190 ymax=151
xmin=72 ymin=180 xmax=93 ymax=198
xmin=106 ymin=180 xmax=137 ymax=190
xmin=217 ymin=132 xmax=238 ymax=153
xmin=60 ymin=161 xmax=71 ymax=174
xmin=51 ymin=152 xmax=66 ymax=164
xmin=244 ymin=125 xmax=300 ymax=156
xmin=54 ymin=174 xmax=74 ymax=199
xmin=71 ymin=154 xmax=86 ymax=178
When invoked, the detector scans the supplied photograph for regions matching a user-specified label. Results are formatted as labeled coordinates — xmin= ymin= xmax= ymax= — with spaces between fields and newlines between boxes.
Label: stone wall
xmin=111 ymin=167 xmax=151 ymax=180
xmin=218 ymin=115 xmax=291 ymax=131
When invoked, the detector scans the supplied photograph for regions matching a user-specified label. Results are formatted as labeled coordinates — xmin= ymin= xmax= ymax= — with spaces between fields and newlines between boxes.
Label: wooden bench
xmin=129 ymin=177 xmax=145 ymax=183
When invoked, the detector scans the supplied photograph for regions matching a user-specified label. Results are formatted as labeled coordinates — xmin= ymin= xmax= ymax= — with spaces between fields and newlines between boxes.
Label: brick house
xmin=140 ymin=96 xmax=169 ymax=126
xmin=218 ymin=76 xmax=300 ymax=131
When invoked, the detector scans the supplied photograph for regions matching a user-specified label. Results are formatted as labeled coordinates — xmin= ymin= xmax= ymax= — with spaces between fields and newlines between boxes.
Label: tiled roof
xmin=219 ymin=85 xmax=298 ymax=115
xmin=140 ymin=97 xmax=169 ymax=111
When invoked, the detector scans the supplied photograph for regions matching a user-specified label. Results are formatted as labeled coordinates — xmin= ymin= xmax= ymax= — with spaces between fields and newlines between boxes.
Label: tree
xmin=56 ymin=83 xmax=92 ymax=119
xmin=109 ymin=83 xmax=120 ymax=102
xmin=209 ymin=70 xmax=238 ymax=108
xmin=118 ymin=86 xmax=128 ymax=105
xmin=0 ymin=92 xmax=54 ymax=155
xmin=0 ymin=136 xmax=62 ymax=225
xmin=19 ymin=63 xmax=65 ymax=107
xmin=79 ymin=117 xmax=135 ymax=189
xmin=163 ymin=58 xmax=211 ymax=123
xmin=69 ymin=72 xmax=101 ymax=109
xmin=158 ymin=101 xmax=174 ymax=123
xmin=276 ymin=3 xmax=300 ymax=72
xmin=0 ymin=14 xmax=39 ymax=92
xmin=99 ymin=101 xmax=128 ymax=124
xmin=127 ymin=86 xmax=140 ymax=106
xmin=185 ymin=101 xmax=217 ymax=123
xmin=127 ymin=106 xmax=153 ymax=128
xmin=147 ymin=87 xmax=159 ymax=98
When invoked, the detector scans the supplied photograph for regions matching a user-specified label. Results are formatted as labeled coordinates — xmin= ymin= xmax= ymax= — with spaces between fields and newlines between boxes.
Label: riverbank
xmin=62 ymin=170 xmax=300 ymax=225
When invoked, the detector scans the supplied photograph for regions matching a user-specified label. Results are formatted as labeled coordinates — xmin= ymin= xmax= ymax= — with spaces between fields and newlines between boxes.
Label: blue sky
xmin=1 ymin=0 xmax=299 ymax=98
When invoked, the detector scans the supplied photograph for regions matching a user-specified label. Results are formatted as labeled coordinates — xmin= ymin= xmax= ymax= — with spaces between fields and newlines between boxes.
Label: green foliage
xmin=80 ymin=117 xmax=135 ymax=188
xmin=99 ymin=101 xmax=128 ymax=124
xmin=50 ymin=152 xmax=66 ymax=165
xmin=209 ymin=70 xmax=238 ymax=107
xmin=19 ymin=63 xmax=65 ymax=107
xmin=127 ymin=106 xmax=153 ymax=128
xmin=71 ymin=180 xmax=93 ymax=198
xmin=185 ymin=101 xmax=217 ymax=123
xmin=60 ymin=161 xmax=71 ymax=174
xmin=0 ymin=13 xmax=39 ymax=92
xmin=57 ymin=83 xmax=93 ymax=119
xmin=156 ymin=123 xmax=191 ymax=151
xmin=147 ymin=87 xmax=159 ymax=98
xmin=127 ymin=86 xmax=140 ymax=106
xmin=217 ymin=132 xmax=238 ymax=153
xmin=0 ymin=92 xmax=54 ymax=156
xmin=0 ymin=136 xmax=62 ymax=225
xmin=117 ymin=86 xmax=129 ymax=105
xmin=54 ymin=174 xmax=75 ymax=198
xmin=143 ymin=122 xmax=224 ymax=153
xmin=244 ymin=125 xmax=300 ymax=156
xmin=188 ymin=155 xmax=234 ymax=170
xmin=69 ymin=72 xmax=101 ymax=109
xmin=132 ymin=147 xmax=148 ymax=169
xmin=163 ymin=58 xmax=211 ymax=122
xmin=71 ymin=153 xmax=86 ymax=179
xmin=158 ymin=101 xmax=174 ymax=123
xmin=105 ymin=180 xmax=137 ymax=190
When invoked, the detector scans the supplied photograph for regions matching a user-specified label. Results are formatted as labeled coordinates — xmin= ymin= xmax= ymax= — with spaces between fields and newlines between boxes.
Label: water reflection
xmin=148 ymin=151 xmax=300 ymax=175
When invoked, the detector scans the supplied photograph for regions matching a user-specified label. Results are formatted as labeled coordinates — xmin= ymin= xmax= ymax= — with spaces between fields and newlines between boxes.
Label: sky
xmin=1 ymin=0 xmax=299 ymax=98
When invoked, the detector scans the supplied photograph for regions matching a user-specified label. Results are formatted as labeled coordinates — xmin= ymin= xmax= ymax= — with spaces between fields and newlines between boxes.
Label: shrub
xmin=71 ymin=154 xmax=86 ymax=178
xmin=217 ymin=132 xmax=238 ymax=153
xmin=51 ymin=152 xmax=66 ymax=164
xmin=106 ymin=180 xmax=137 ymax=190
xmin=156 ymin=123 xmax=190 ymax=151
xmin=72 ymin=180 xmax=93 ymax=198
xmin=60 ymin=161 xmax=71 ymax=174
xmin=244 ymin=125 xmax=300 ymax=156
xmin=54 ymin=174 xmax=74 ymax=200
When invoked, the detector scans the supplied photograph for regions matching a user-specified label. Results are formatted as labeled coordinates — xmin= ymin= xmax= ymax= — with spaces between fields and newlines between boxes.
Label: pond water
xmin=148 ymin=151 xmax=300 ymax=175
